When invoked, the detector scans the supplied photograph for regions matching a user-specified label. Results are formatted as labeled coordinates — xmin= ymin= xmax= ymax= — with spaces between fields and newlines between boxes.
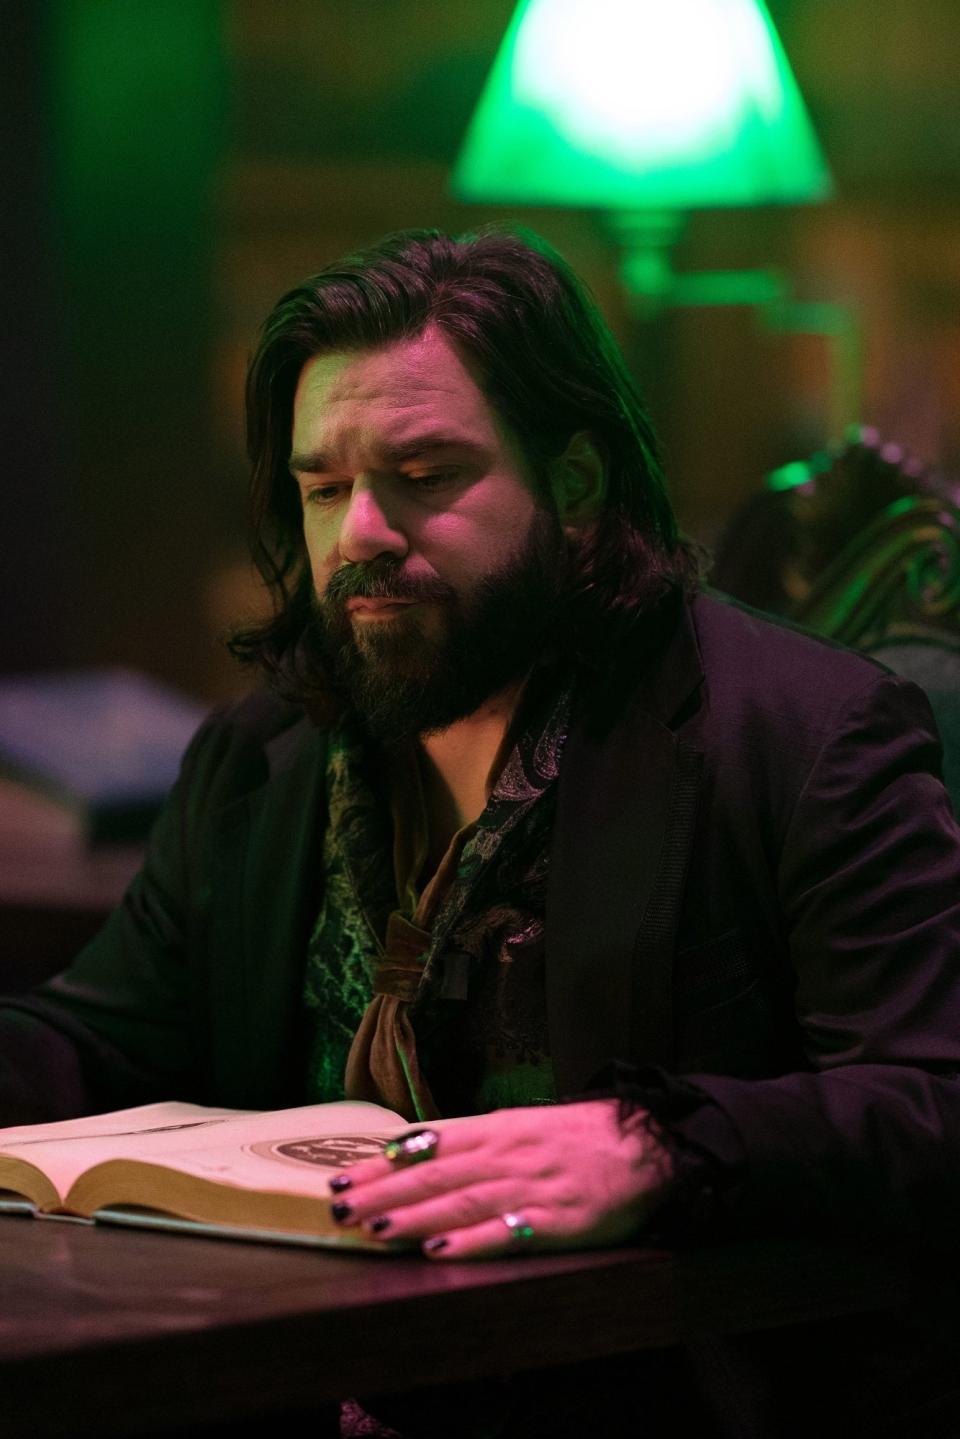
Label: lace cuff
xmin=580 ymin=1060 xmax=748 ymax=1242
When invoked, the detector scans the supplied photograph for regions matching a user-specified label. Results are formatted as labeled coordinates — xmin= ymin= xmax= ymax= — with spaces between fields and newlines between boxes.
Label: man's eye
xmin=408 ymin=468 xmax=459 ymax=491
xmin=303 ymin=483 xmax=346 ymax=507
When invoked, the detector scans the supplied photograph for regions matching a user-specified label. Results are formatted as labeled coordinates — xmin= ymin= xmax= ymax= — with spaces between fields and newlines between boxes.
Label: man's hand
xmin=328 ymin=1100 xmax=675 ymax=1259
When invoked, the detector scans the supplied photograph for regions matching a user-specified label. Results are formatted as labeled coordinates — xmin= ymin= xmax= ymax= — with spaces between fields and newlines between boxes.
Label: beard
xmin=311 ymin=507 xmax=566 ymax=743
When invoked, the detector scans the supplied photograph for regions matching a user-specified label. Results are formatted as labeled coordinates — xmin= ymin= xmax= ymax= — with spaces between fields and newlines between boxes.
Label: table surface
xmin=1 ymin=1215 xmax=936 ymax=1439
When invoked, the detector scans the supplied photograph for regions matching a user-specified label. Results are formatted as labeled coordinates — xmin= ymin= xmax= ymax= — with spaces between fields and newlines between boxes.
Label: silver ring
xmin=382 ymin=1128 xmax=440 ymax=1166
xmin=501 ymin=1210 xmax=535 ymax=1244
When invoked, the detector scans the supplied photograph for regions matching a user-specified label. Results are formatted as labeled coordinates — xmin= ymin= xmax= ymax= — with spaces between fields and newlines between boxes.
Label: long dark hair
xmin=230 ymin=226 xmax=701 ymax=700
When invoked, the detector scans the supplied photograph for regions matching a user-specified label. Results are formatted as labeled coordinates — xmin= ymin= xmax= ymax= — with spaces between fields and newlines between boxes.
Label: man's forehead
xmin=296 ymin=329 xmax=472 ymax=404
xmin=290 ymin=329 xmax=499 ymax=461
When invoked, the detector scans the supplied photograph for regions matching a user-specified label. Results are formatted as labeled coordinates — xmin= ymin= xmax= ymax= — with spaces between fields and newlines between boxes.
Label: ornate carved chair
xmin=712 ymin=426 xmax=952 ymax=616
xmin=792 ymin=494 xmax=960 ymax=812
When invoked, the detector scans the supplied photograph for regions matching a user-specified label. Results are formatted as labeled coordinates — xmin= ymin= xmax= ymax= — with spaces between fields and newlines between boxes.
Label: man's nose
xmin=337 ymin=480 xmax=408 ymax=564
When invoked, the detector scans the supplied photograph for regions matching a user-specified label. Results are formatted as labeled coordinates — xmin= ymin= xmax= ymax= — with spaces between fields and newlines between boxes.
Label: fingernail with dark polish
xmin=423 ymin=1236 xmax=449 ymax=1254
xmin=331 ymin=1201 xmax=353 ymax=1223
xmin=370 ymin=1215 xmax=392 ymax=1234
xmin=329 ymin=1174 xmax=352 ymax=1194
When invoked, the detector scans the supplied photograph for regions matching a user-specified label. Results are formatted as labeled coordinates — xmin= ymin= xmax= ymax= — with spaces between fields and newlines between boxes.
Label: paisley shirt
xmin=302 ymin=678 xmax=572 ymax=1116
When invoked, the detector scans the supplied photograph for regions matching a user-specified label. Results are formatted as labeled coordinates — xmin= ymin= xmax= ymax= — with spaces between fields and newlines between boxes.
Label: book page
xmin=71 ymin=1107 xmax=453 ymax=1234
xmin=0 ymin=1101 xmax=248 ymax=1147
xmin=114 ymin=1102 xmax=418 ymax=1198
xmin=0 ymin=1103 xmax=252 ymax=1203
xmin=0 ymin=1100 xmax=406 ymax=1207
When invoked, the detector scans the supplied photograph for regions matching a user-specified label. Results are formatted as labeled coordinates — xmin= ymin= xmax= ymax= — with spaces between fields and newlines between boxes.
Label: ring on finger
xmin=382 ymin=1127 xmax=440 ymax=1166
xmin=501 ymin=1210 xmax=535 ymax=1244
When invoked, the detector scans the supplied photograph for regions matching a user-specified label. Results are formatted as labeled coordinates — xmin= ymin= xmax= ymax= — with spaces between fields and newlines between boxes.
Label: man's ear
xmin=546 ymin=431 xmax=607 ymax=531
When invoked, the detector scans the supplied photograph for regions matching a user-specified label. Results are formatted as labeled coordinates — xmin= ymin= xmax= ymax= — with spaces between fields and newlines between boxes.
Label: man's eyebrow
xmin=288 ymin=437 xmax=489 ymax=475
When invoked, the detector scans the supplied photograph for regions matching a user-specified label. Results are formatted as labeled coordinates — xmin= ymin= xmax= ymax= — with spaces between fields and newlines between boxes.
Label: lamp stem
xmin=611 ymin=211 xmax=863 ymax=440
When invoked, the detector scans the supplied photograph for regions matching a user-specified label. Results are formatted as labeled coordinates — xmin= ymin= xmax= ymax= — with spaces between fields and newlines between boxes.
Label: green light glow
xmin=452 ymin=0 xmax=831 ymax=208
xmin=767 ymin=461 xmax=812 ymax=492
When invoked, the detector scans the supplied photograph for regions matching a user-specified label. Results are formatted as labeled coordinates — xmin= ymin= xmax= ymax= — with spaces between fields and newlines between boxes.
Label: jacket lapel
xmin=546 ymin=602 xmax=705 ymax=1096
xmin=206 ymin=718 xmax=328 ymax=1107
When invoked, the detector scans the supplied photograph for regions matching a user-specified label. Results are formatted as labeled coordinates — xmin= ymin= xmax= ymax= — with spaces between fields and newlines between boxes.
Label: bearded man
xmin=3 ymin=229 xmax=960 ymax=1434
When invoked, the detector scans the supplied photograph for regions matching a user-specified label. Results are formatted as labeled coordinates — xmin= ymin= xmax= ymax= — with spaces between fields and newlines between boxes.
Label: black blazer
xmin=5 ymin=592 xmax=960 ymax=1247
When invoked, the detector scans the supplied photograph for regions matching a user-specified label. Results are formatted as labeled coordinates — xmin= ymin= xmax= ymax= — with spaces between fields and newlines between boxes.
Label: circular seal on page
xmin=247 ymin=1135 xmax=389 ymax=1169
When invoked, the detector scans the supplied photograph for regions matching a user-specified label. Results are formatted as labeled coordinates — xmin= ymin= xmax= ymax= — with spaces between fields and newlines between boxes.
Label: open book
xmin=0 ymin=1099 xmax=419 ymax=1250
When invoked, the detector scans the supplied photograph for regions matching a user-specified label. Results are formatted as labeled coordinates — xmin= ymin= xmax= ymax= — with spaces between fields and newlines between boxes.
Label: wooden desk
xmin=0 ymin=1217 xmax=935 ymax=1439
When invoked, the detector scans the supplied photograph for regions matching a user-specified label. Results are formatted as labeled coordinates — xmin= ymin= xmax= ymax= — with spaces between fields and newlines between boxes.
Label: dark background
xmin=4 ymin=0 xmax=960 ymax=702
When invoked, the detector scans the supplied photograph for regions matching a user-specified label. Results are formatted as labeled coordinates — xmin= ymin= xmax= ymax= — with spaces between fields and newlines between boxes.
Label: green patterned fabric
xmin=302 ymin=730 xmax=396 ymax=1104
xmin=302 ymin=679 xmax=572 ymax=1115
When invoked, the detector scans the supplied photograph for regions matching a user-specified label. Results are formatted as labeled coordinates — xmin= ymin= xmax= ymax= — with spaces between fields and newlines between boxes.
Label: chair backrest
xmin=712 ymin=426 xmax=947 ymax=616
xmin=793 ymin=494 xmax=960 ymax=651
xmin=793 ymin=494 xmax=960 ymax=815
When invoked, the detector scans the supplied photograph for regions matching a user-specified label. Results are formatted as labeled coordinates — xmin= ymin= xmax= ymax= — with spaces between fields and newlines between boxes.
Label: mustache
xmin=322 ymin=560 xmax=455 ymax=607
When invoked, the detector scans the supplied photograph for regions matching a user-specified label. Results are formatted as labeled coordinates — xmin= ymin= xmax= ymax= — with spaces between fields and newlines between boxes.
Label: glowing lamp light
xmin=452 ymin=0 xmax=831 ymax=210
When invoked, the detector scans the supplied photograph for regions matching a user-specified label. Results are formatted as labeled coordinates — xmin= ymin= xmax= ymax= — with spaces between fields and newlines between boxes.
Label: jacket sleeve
xmin=650 ymin=672 xmax=960 ymax=1249
xmin=0 ymin=707 xmax=248 ymax=1126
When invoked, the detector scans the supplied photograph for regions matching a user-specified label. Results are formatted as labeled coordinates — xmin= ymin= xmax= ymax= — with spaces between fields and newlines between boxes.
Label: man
xmin=4 ymin=228 xmax=960 ymax=1430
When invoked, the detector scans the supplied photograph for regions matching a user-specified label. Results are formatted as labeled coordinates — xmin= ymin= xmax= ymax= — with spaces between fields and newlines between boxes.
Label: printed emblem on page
xmin=247 ymin=1135 xmax=389 ymax=1169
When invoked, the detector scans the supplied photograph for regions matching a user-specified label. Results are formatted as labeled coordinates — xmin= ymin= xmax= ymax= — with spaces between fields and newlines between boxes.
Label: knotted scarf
xmin=302 ymin=680 xmax=572 ymax=1119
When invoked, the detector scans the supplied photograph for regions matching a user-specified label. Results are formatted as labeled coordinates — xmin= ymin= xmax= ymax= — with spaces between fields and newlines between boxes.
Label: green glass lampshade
xmin=452 ymin=0 xmax=832 ymax=209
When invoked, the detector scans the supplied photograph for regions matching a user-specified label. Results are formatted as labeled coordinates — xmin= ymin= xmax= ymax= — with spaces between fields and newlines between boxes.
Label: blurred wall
xmin=2 ymin=0 xmax=225 ymax=697
xmin=4 ymin=0 xmax=960 ymax=700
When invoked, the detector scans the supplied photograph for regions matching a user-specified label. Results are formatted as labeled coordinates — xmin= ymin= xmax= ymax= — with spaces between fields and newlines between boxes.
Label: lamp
xmin=452 ymin=0 xmax=831 ymax=211
xmin=452 ymin=0 xmax=858 ymax=433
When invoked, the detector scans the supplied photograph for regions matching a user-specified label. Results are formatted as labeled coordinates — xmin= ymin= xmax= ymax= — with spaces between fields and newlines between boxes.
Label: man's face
xmin=289 ymin=326 xmax=564 ymax=739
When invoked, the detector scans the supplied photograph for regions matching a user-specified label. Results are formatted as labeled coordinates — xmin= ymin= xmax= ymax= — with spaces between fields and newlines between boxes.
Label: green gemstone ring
xmin=501 ymin=1210 xmax=535 ymax=1244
